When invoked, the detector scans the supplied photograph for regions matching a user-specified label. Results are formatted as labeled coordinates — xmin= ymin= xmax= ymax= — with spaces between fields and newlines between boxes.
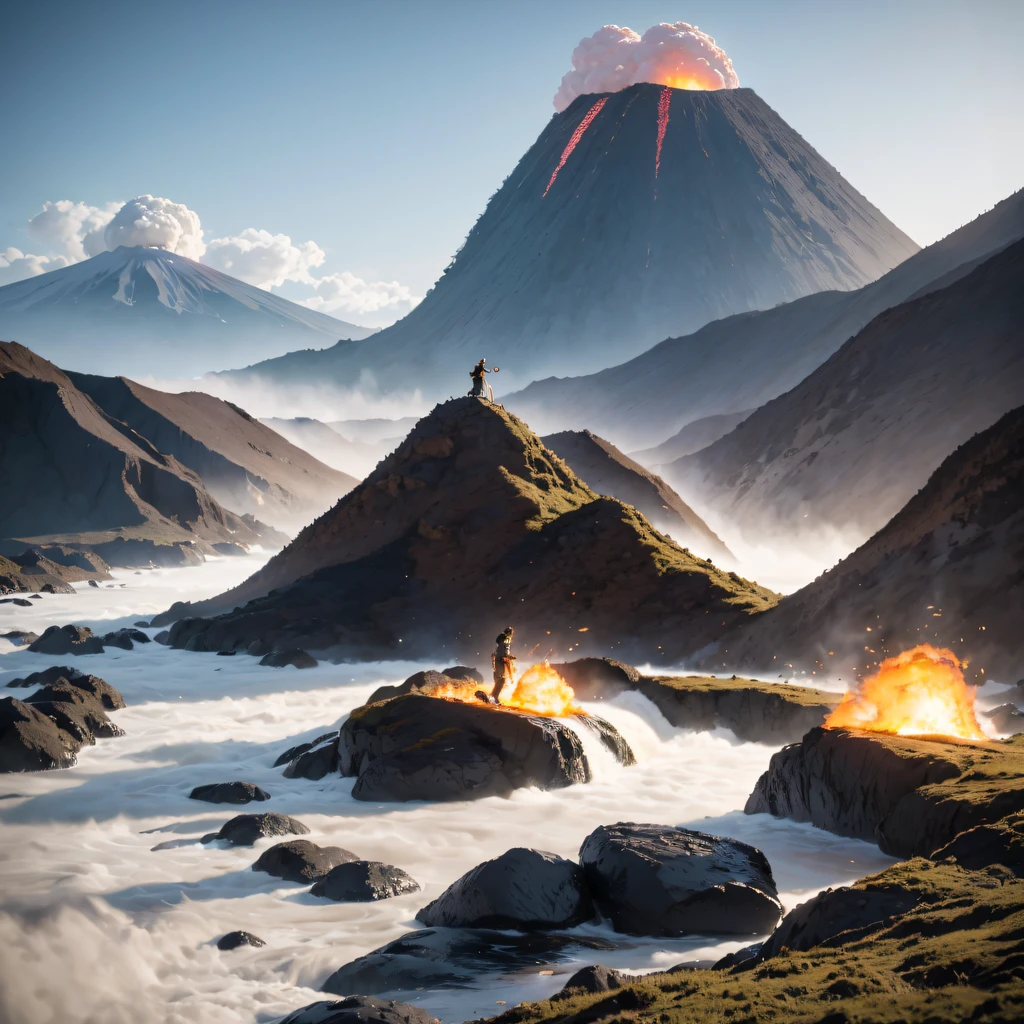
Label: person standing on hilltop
xmin=468 ymin=358 xmax=494 ymax=400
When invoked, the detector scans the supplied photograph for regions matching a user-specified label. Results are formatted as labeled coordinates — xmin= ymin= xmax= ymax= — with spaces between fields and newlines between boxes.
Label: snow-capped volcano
xmin=0 ymin=246 xmax=376 ymax=377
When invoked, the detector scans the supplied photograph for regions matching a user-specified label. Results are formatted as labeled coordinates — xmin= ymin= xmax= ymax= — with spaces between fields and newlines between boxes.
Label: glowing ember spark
xmin=432 ymin=662 xmax=582 ymax=718
xmin=655 ymin=86 xmax=671 ymax=178
xmin=825 ymin=643 xmax=985 ymax=741
xmin=544 ymin=97 xmax=608 ymax=197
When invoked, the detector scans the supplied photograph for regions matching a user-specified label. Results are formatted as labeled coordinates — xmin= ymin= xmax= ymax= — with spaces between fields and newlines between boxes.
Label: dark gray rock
xmin=247 ymin=639 xmax=271 ymax=657
xmin=9 ymin=668 xmax=125 ymax=712
xmin=102 ymin=627 xmax=151 ymax=648
xmin=88 ymin=580 xmax=100 ymax=588
xmin=12 ymin=598 xmax=32 ymax=607
xmin=153 ymin=630 xmax=170 ymax=645
xmin=1 ymin=630 xmax=39 ymax=646
xmin=320 ymin=928 xmax=615 ymax=996
xmin=24 ymin=684 xmax=121 ymax=743
xmin=204 ymin=812 xmax=311 ymax=847
xmin=415 ymin=847 xmax=593 ymax=930
xmin=134 ymin=620 xmax=151 ymax=627
xmin=755 ymin=884 xmax=920 ymax=961
xmin=579 ymin=823 xmax=783 ymax=936
xmin=184 ymin=634 xmax=208 ymax=652
xmin=260 ymin=648 xmax=318 ymax=669
xmin=189 ymin=782 xmax=271 ymax=805
xmin=933 ymin=816 xmax=1024 ymax=877
xmin=984 ymin=703 xmax=1024 ymax=735
xmin=553 ymin=964 xmax=629 ymax=999
xmin=28 ymin=624 xmax=105 ymax=656
xmin=217 ymin=930 xmax=265 ymax=950
xmin=441 ymin=666 xmax=483 ymax=683
xmin=279 ymin=996 xmax=440 ymax=1024
xmin=549 ymin=658 xmax=641 ymax=701
xmin=252 ymin=839 xmax=358 ymax=883
xmin=284 ymin=736 xmax=339 ymax=780
xmin=744 ymin=727 xmax=963 ymax=853
xmin=310 ymin=860 xmax=420 ymax=902
xmin=7 ymin=665 xmax=86 ymax=689
xmin=573 ymin=714 xmax=636 ymax=766
xmin=0 ymin=696 xmax=79 ymax=772
xmin=340 ymin=693 xmax=590 ymax=802
xmin=365 ymin=670 xmax=455 ymax=705
xmin=273 ymin=732 xmax=338 ymax=768
xmin=216 ymin=650 xmax=237 ymax=656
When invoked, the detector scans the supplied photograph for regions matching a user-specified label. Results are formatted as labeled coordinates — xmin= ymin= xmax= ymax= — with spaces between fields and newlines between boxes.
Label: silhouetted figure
xmin=468 ymin=358 xmax=491 ymax=399
xmin=491 ymin=625 xmax=516 ymax=702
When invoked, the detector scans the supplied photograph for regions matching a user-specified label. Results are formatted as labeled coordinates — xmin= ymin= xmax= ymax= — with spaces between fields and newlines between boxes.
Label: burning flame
xmin=544 ymin=97 xmax=608 ymax=197
xmin=655 ymin=86 xmax=671 ymax=178
xmin=825 ymin=644 xmax=985 ymax=741
xmin=432 ymin=662 xmax=581 ymax=718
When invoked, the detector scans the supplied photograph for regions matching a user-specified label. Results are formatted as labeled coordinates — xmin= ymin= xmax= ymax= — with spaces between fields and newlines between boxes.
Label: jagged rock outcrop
xmin=152 ymin=398 xmax=775 ymax=662
xmin=28 ymin=624 xmax=150 ymax=656
xmin=415 ymin=848 xmax=593 ymax=930
xmin=310 ymin=861 xmax=420 ymax=902
xmin=745 ymin=728 xmax=1024 ymax=857
xmin=705 ymin=403 xmax=1024 ymax=682
xmin=283 ymin=736 xmax=339 ymax=780
xmin=0 ymin=546 xmax=109 ymax=594
xmin=578 ymin=823 xmax=782 ymax=936
xmin=933 ymin=814 xmax=1024 ymax=877
xmin=541 ymin=429 xmax=729 ymax=558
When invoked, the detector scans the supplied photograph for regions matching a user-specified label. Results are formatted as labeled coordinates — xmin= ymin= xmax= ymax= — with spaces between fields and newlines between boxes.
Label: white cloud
xmin=27 ymin=200 xmax=121 ymax=262
xmin=203 ymin=229 xmax=326 ymax=289
xmin=103 ymin=194 xmax=205 ymax=259
xmin=300 ymin=271 xmax=421 ymax=317
xmin=0 ymin=247 xmax=71 ymax=286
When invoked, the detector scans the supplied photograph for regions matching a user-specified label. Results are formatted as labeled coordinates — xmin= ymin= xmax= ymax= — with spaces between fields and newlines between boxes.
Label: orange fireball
xmin=432 ymin=662 xmax=580 ymax=718
xmin=825 ymin=643 xmax=985 ymax=741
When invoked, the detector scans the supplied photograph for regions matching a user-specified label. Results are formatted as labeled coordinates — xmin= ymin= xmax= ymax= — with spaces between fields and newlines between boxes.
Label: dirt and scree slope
xmin=156 ymin=397 xmax=776 ymax=662
xmin=700 ymin=403 xmax=1024 ymax=682
xmin=0 ymin=341 xmax=280 ymax=555
xmin=541 ymin=430 xmax=731 ymax=560
xmin=672 ymin=237 xmax=1024 ymax=545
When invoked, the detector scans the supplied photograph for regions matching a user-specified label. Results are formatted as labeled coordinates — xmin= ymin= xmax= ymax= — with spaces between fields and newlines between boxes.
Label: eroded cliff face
xmin=157 ymin=397 xmax=775 ymax=662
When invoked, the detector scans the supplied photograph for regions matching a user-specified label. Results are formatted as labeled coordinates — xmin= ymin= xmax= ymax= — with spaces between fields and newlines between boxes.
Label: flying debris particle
xmin=655 ymin=86 xmax=671 ymax=178
xmin=543 ymin=97 xmax=608 ymax=197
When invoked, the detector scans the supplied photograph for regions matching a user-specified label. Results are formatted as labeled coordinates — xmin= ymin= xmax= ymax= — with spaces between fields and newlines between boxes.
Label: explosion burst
xmin=825 ymin=643 xmax=986 ymax=741
xmin=543 ymin=97 xmax=608 ymax=197
xmin=554 ymin=22 xmax=739 ymax=112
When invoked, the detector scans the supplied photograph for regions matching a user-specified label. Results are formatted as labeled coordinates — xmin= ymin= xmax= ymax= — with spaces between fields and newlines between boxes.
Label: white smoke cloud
xmin=102 ymin=194 xmax=206 ymax=259
xmin=0 ymin=247 xmax=71 ymax=286
xmin=300 ymin=271 xmax=421 ymax=317
xmin=203 ymin=228 xmax=326 ymax=289
xmin=27 ymin=200 xmax=121 ymax=262
xmin=554 ymin=22 xmax=740 ymax=112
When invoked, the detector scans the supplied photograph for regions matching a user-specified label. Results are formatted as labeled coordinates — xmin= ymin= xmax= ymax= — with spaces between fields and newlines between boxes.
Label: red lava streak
xmin=655 ymin=87 xmax=671 ymax=178
xmin=543 ymin=97 xmax=608 ymax=197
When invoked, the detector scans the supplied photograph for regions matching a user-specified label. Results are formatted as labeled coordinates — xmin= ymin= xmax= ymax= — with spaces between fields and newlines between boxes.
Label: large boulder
xmin=549 ymin=658 xmax=641 ymax=701
xmin=553 ymin=964 xmax=631 ymax=999
xmin=320 ymin=928 xmax=616 ymax=996
xmin=23 ymin=684 xmax=121 ymax=743
xmin=0 ymin=696 xmax=79 ymax=772
xmin=217 ymin=930 xmax=265 ymax=950
xmin=203 ymin=813 xmax=310 ymax=847
xmin=365 ymin=670 xmax=468 ymax=706
xmin=7 ymin=666 xmax=125 ymax=711
xmin=253 ymin=840 xmax=358 ymax=883
xmin=99 ymin=627 xmax=151 ymax=650
xmin=339 ymin=693 xmax=594 ymax=802
xmin=273 ymin=732 xmax=339 ymax=768
xmin=189 ymin=782 xmax=271 ymax=804
xmin=1 ymin=630 xmax=39 ymax=647
xmin=28 ymin=625 xmax=105 ymax=656
xmin=310 ymin=861 xmax=420 ymax=901
xmin=578 ymin=823 xmax=783 ymax=937
xmin=279 ymin=997 xmax=439 ymax=1024
xmin=284 ymin=736 xmax=339 ymax=780
xmin=415 ymin=847 xmax=593 ymax=930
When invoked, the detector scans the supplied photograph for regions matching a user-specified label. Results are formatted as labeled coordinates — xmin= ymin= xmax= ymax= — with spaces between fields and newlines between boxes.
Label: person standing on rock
xmin=468 ymin=358 xmax=495 ymax=401
xmin=490 ymin=626 xmax=516 ymax=703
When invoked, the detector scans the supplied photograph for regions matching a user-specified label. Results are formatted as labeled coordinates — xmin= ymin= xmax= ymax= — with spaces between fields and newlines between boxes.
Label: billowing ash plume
xmin=103 ymin=194 xmax=206 ymax=259
xmin=554 ymin=22 xmax=739 ymax=112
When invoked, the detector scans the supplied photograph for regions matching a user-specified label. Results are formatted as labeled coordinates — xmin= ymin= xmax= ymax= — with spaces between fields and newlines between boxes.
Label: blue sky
xmin=2 ymin=0 xmax=1022 ymax=324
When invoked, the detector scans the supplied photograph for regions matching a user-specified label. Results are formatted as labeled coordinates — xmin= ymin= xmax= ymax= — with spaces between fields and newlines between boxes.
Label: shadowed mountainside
xmin=154 ymin=398 xmax=775 ymax=663
xmin=702 ymin=404 xmax=1024 ymax=682
xmin=211 ymin=84 xmax=917 ymax=400
xmin=541 ymin=430 xmax=730 ymax=560
xmin=672 ymin=235 xmax=1024 ymax=544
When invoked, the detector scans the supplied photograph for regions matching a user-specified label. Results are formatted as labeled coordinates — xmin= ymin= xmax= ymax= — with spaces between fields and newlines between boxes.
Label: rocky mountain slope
xmin=0 ymin=342 xmax=282 ymax=560
xmin=64 ymin=373 xmax=355 ymax=532
xmin=506 ymin=188 xmax=1024 ymax=450
xmin=260 ymin=417 xmax=392 ymax=480
xmin=674 ymin=236 xmax=1024 ymax=544
xmin=212 ymin=84 xmax=917 ymax=400
xmin=154 ymin=398 xmax=776 ymax=662
xmin=0 ymin=245 xmax=375 ymax=377
xmin=541 ymin=430 xmax=729 ymax=559
xmin=705 ymin=404 xmax=1024 ymax=681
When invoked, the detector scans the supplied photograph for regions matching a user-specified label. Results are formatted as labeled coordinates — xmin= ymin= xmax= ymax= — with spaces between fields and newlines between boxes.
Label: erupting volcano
xmin=434 ymin=663 xmax=581 ymax=718
xmin=825 ymin=644 xmax=986 ymax=741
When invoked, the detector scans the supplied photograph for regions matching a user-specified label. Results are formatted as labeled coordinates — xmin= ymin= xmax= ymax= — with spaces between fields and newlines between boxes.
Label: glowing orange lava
xmin=544 ymin=97 xmax=608 ymax=197
xmin=825 ymin=643 xmax=985 ymax=741
xmin=433 ymin=662 xmax=581 ymax=718
xmin=655 ymin=86 xmax=671 ymax=178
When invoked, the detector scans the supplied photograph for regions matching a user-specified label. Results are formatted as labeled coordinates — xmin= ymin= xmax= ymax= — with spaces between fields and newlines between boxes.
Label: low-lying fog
xmin=0 ymin=557 xmax=900 ymax=1024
